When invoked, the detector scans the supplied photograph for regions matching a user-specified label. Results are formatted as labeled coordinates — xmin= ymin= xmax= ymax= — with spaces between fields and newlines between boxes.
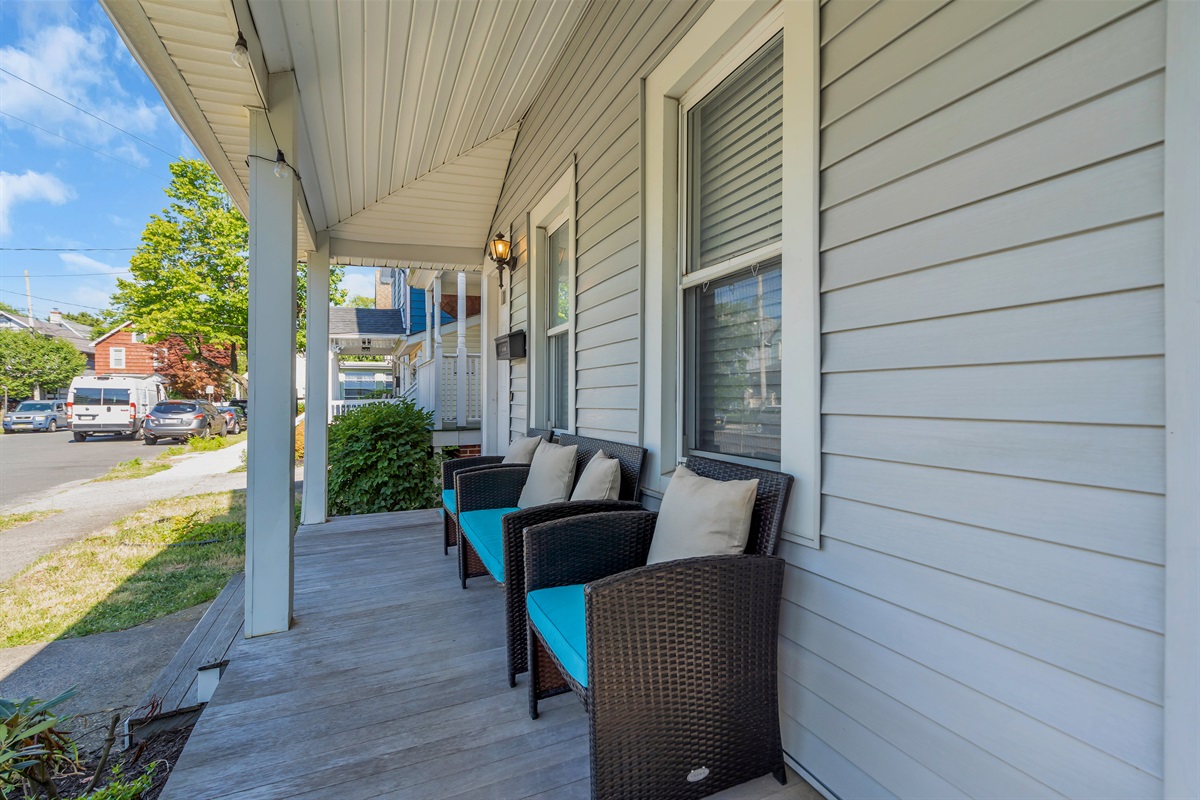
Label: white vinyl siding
xmin=497 ymin=0 xmax=709 ymax=445
xmin=783 ymin=1 xmax=1168 ymax=797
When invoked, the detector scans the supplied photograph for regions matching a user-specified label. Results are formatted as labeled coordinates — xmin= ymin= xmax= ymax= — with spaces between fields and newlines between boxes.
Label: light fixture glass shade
xmin=273 ymin=149 xmax=290 ymax=179
xmin=231 ymin=32 xmax=250 ymax=68
xmin=488 ymin=233 xmax=511 ymax=264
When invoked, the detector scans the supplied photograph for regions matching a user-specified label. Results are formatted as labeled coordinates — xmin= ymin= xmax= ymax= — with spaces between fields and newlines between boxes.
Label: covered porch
xmin=159 ymin=510 xmax=817 ymax=800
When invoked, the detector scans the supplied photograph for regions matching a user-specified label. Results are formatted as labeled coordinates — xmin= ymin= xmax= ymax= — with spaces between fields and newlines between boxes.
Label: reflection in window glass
xmin=687 ymin=257 xmax=782 ymax=462
xmin=549 ymin=334 xmax=568 ymax=430
xmin=548 ymin=222 xmax=570 ymax=329
xmin=101 ymin=389 xmax=131 ymax=406
xmin=73 ymin=388 xmax=102 ymax=405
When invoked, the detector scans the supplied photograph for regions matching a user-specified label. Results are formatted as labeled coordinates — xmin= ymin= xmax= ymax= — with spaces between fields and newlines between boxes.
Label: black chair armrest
xmin=455 ymin=466 xmax=530 ymax=513
xmin=524 ymin=511 xmax=658 ymax=593
xmin=442 ymin=455 xmax=505 ymax=489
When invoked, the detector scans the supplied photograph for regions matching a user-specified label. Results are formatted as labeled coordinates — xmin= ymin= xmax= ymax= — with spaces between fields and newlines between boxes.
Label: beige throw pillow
xmin=517 ymin=442 xmax=579 ymax=508
xmin=646 ymin=466 xmax=759 ymax=564
xmin=503 ymin=434 xmax=543 ymax=464
xmin=570 ymin=450 xmax=621 ymax=501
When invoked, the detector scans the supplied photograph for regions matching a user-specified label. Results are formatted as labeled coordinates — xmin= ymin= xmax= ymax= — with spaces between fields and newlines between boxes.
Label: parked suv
xmin=216 ymin=405 xmax=247 ymax=435
xmin=143 ymin=400 xmax=228 ymax=445
xmin=3 ymin=401 xmax=68 ymax=433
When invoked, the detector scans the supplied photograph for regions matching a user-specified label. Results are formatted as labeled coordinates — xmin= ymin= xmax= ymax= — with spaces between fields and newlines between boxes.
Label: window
xmin=682 ymin=32 xmax=783 ymax=464
xmin=644 ymin=3 xmax=820 ymax=544
xmin=130 ymin=332 xmax=146 ymax=343
xmin=110 ymin=347 xmax=126 ymax=369
xmin=530 ymin=164 xmax=576 ymax=433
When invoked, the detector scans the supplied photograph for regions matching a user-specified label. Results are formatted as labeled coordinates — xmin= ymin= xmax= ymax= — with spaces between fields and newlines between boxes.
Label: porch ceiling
xmin=103 ymin=0 xmax=588 ymax=267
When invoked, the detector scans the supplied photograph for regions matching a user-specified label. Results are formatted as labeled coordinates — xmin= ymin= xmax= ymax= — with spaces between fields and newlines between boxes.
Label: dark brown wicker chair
xmin=455 ymin=435 xmax=648 ymax=687
xmin=439 ymin=428 xmax=552 ymax=554
xmin=523 ymin=455 xmax=794 ymax=799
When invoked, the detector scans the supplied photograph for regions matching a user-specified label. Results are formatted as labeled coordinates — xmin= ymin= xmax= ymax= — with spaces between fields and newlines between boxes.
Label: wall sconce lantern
xmin=487 ymin=232 xmax=514 ymax=289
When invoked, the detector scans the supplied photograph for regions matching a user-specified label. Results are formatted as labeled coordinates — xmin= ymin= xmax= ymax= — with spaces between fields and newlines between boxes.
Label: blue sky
xmin=0 ymin=1 xmax=374 ymax=323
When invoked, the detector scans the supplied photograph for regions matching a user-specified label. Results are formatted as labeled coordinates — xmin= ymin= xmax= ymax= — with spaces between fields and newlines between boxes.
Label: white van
xmin=67 ymin=375 xmax=166 ymax=442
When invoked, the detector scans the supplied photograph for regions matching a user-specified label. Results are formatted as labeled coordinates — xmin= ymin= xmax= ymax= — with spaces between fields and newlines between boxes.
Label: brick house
xmin=92 ymin=321 xmax=158 ymax=375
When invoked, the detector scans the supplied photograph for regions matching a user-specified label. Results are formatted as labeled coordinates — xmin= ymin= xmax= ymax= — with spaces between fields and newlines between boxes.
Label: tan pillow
xmin=570 ymin=450 xmax=621 ymax=501
xmin=503 ymin=434 xmax=543 ymax=464
xmin=518 ymin=442 xmax=579 ymax=508
xmin=646 ymin=466 xmax=759 ymax=564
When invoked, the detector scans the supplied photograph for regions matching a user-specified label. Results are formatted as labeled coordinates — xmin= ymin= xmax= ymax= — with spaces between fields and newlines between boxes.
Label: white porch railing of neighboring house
xmin=330 ymin=397 xmax=404 ymax=418
xmin=412 ymin=353 xmax=482 ymax=429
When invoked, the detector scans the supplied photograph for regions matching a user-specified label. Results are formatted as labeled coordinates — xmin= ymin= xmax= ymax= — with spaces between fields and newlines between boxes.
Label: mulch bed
xmin=21 ymin=725 xmax=192 ymax=799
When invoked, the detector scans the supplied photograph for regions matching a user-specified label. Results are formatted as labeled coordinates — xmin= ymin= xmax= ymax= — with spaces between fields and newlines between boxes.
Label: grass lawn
xmin=0 ymin=491 xmax=247 ymax=648
xmin=0 ymin=509 xmax=60 ymax=533
xmin=91 ymin=457 xmax=173 ymax=482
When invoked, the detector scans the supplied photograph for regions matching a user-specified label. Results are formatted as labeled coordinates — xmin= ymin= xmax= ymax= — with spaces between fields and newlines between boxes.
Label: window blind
xmin=688 ymin=32 xmax=783 ymax=272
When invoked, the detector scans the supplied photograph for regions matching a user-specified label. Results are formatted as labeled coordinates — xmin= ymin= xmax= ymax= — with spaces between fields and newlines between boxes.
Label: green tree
xmin=0 ymin=300 xmax=26 ymax=317
xmin=58 ymin=310 xmax=105 ymax=329
xmin=0 ymin=330 xmax=87 ymax=400
xmin=347 ymin=294 xmax=375 ymax=308
xmin=111 ymin=160 xmax=344 ymax=390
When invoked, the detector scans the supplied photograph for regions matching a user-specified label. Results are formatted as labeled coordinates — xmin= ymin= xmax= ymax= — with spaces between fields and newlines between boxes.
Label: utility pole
xmin=24 ymin=270 xmax=33 ymax=328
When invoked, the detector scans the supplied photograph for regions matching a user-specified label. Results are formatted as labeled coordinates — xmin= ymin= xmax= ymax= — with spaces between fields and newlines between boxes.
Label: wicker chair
xmin=439 ymin=428 xmax=552 ymax=555
xmin=523 ymin=455 xmax=793 ymax=799
xmin=455 ymin=435 xmax=647 ymax=687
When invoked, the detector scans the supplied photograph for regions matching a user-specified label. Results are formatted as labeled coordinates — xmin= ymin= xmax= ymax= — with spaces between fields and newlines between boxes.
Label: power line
xmin=0 ymin=67 xmax=182 ymax=160
xmin=0 ymin=111 xmax=172 ymax=182
xmin=0 ymin=288 xmax=250 ymax=333
xmin=0 ymin=271 xmax=133 ymax=278
xmin=0 ymin=247 xmax=137 ymax=252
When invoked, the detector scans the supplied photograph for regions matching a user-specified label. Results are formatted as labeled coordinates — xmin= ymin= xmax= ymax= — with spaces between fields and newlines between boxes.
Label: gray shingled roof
xmin=329 ymin=308 xmax=407 ymax=337
xmin=0 ymin=312 xmax=95 ymax=354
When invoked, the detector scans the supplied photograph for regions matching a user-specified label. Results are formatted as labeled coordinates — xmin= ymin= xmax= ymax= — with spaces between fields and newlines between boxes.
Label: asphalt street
xmin=0 ymin=429 xmax=150 ymax=508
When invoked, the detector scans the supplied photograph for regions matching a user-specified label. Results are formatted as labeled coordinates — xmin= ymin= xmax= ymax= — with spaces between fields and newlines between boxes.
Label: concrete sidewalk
xmin=0 ymin=442 xmax=292 ymax=583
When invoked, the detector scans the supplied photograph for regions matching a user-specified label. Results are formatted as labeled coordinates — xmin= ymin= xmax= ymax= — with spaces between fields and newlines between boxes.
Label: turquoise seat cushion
xmin=458 ymin=508 xmax=518 ymax=584
xmin=527 ymin=584 xmax=588 ymax=688
xmin=442 ymin=489 xmax=456 ymax=515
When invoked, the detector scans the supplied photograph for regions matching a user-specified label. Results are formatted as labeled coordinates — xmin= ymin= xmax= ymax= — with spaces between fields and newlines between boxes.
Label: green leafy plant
xmin=85 ymin=763 xmax=155 ymax=799
xmin=1 ymin=689 xmax=79 ymax=799
xmin=327 ymin=400 xmax=440 ymax=515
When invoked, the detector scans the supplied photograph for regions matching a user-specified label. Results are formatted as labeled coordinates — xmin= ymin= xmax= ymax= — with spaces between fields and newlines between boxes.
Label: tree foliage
xmin=327 ymin=400 xmax=440 ymax=515
xmin=347 ymin=294 xmax=374 ymax=308
xmin=111 ymin=159 xmax=344 ymax=389
xmin=0 ymin=330 xmax=87 ymax=400
xmin=156 ymin=336 xmax=234 ymax=401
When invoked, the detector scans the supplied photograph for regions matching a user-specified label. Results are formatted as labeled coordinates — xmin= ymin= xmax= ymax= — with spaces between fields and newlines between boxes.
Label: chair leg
xmin=528 ymin=625 xmax=540 ymax=720
xmin=773 ymin=766 xmax=788 ymax=785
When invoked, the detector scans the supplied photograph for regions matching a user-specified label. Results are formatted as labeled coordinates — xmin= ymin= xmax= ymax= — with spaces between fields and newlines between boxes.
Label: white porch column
xmin=424 ymin=287 xmax=432 ymax=358
xmin=432 ymin=273 xmax=443 ymax=430
xmin=245 ymin=75 xmax=298 ymax=638
xmin=301 ymin=237 xmax=329 ymax=526
xmin=328 ymin=347 xmax=338 ymax=422
xmin=456 ymin=271 xmax=468 ymax=428
xmin=481 ymin=272 xmax=497 ymax=454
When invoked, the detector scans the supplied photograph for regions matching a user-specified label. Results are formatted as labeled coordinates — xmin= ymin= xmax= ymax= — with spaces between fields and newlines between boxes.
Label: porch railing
xmin=330 ymin=397 xmax=403 ymax=418
xmin=412 ymin=353 xmax=482 ymax=429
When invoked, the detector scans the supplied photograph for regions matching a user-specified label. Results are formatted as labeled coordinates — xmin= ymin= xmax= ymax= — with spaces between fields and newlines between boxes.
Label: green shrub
xmin=327 ymin=400 xmax=440 ymax=515
xmin=0 ymin=689 xmax=78 ymax=798
xmin=86 ymin=763 xmax=154 ymax=799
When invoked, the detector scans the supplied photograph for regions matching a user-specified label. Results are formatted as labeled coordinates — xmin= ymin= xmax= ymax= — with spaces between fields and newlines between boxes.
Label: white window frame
xmin=643 ymin=0 xmax=821 ymax=546
xmin=528 ymin=162 xmax=577 ymax=434
xmin=110 ymin=347 xmax=126 ymax=370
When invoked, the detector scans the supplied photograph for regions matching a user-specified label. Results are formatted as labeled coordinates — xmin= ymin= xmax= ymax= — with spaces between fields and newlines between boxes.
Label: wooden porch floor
xmin=160 ymin=510 xmax=820 ymax=799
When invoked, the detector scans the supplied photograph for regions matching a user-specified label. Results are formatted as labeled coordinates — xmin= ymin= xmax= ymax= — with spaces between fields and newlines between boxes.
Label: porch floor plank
xmin=159 ymin=510 xmax=820 ymax=800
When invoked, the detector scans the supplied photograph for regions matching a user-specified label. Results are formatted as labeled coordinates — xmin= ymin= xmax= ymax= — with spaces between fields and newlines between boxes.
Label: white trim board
xmin=1162 ymin=0 xmax=1200 ymax=796
xmin=642 ymin=0 xmax=821 ymax=546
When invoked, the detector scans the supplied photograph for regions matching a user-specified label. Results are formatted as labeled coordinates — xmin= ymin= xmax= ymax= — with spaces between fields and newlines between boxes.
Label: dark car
xmin=143 ymin=400 xmax=228 ymax=445
xmin=216 ymin=405 xmax=248 ymax=435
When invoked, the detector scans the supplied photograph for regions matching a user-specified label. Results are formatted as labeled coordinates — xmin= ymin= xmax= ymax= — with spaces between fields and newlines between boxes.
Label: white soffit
xmin=331 ymin=127 xmax=518 ymax=249
xmin=262 ymin=0 xmax=586 ymax=230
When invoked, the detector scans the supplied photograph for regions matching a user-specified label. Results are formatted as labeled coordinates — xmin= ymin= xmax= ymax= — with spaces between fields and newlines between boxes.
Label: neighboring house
xmin=336 ymin=360 xmax=393 ymax=400
xmin=106 ymin=2 xmax=1199 ymax=799
xmin=0 ymin=308 xmax=96 ymax=374
xmin=92 ymin=321 xmax=157 ymax=375
xmin=373 ymin=267 xmax=392 ymax=310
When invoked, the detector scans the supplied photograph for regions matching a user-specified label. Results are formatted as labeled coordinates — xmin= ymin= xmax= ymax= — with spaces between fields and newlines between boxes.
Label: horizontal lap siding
xmin=493 ymin=0 xmax=708 ymax=445
xmin=789 ymin=1 xmax=1167 ymax=797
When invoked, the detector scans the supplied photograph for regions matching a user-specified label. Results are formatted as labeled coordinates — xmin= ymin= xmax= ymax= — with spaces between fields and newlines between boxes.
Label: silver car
xmin=143 ymin=400 xmax=228 ymax=445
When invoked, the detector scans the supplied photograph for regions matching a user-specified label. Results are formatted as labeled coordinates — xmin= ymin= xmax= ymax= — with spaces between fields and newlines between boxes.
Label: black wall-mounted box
xmin=495 ymin=330 xmax=527 ymax=360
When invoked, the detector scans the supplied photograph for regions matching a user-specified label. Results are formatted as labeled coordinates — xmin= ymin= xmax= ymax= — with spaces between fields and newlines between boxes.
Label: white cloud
xmin=59 ymin=252 xmax=125 ymax=275
xmin=0 ymin=22 xmax=165 ymax=157
xmin=0 ymin=170 xmax=73 ymax=236
xmin=64 ymin=283 xmax=114 ymax=311
xmin=339 ymin=270 xmax=376 ymax=302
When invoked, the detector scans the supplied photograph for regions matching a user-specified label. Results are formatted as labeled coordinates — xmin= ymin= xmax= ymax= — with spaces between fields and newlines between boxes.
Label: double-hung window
xmin=530 ymin=163 xmax=576 ymax=433
xmin=110 ymin=347 xmax=126 ymax=370
xmin=681 ymin=32 xmax=784 ymax=463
